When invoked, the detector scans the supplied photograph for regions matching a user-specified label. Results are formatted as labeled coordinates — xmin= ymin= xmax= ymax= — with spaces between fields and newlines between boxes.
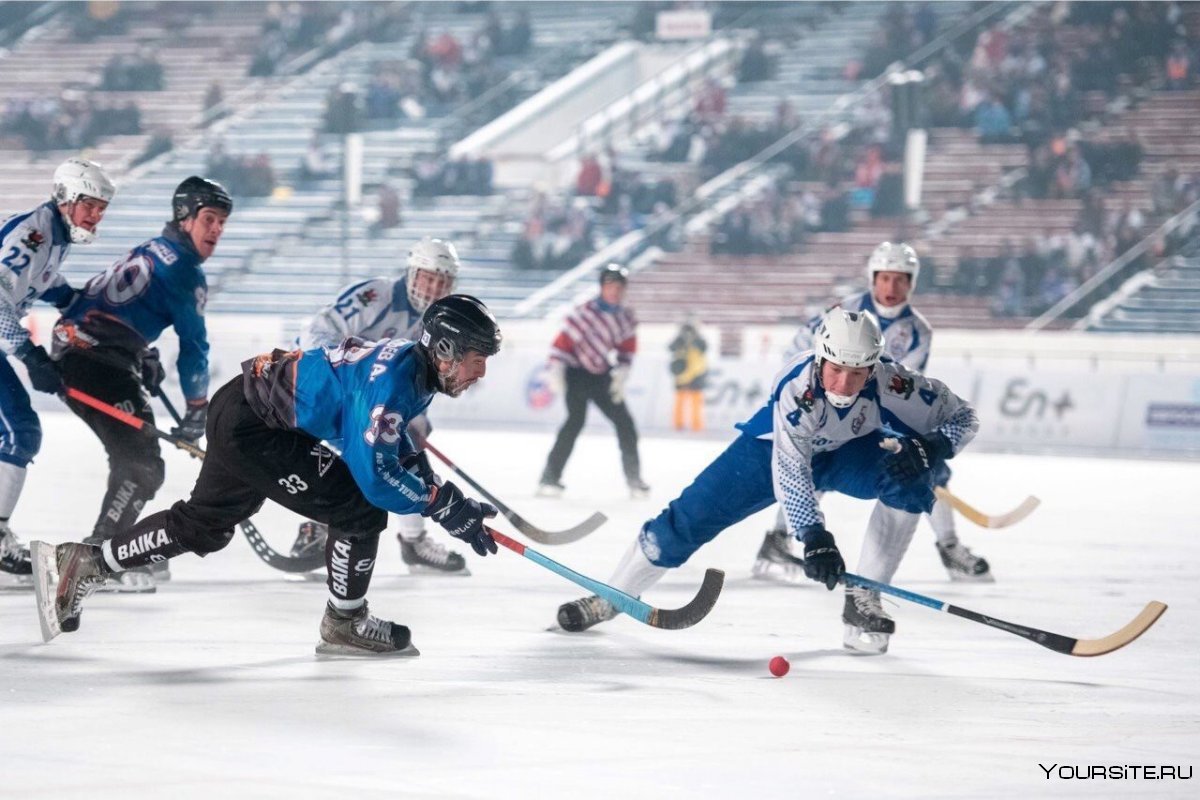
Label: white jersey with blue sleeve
xmin=789 ymin=291 xmax=933 ymax=371
xmin=299 ymin=278 xmax=421 ymax=349
xmin=0 ymin=202 xmax=75 ymax=354
xmin=738 ymin=352 xmax=978 ymax=535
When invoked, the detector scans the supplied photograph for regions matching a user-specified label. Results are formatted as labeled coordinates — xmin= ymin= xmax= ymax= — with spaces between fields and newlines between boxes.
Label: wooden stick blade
xmin=935 ymin=487 xmax=1040 ymax=529
xmin=1070 ymin=601 xmax=1168 ymax=657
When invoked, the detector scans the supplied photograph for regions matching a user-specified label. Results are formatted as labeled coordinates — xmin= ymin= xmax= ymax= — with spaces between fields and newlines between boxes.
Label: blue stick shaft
xmin=843 ymin=572 xmax=947 ymax=612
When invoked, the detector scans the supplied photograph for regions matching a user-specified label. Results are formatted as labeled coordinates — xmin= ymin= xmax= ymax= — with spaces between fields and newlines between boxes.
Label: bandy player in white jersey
xmin=288 ymin=237 xmax=470 ymax=575
xmin=753 ymin=242 xmax=992 ymax=583
xmin=555 ymin=308 xmax=980 ymax=654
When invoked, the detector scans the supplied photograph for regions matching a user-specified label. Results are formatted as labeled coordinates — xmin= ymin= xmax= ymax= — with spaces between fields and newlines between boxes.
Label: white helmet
xmin=406 ymin=237 xmax=460 ymax=313
xmin=867 ymin=241 xmax=919 ymax=285
xmin=814 ymin=309 xmax=884 ymax=408
xmin=52 ymin=158 xmax=116 ymax=244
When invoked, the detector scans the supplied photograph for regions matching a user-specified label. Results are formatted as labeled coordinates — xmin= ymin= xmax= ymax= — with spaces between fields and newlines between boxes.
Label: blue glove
xmin=171 ymin=400 xmax=208 ymax=443
xmin=16 ymin=341 xmax=63 ymax=395
xmin=422 ymin=480 xmax=498 ymax=556
xmin=882 ymin=433 xmax=952 ymax=485
xmin=801 ymin=527 xmax=844 ymax=590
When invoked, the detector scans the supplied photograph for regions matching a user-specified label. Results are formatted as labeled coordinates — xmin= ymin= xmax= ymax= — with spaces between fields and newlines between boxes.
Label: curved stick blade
xmin=240 ymin=520 xmax=324 ymax=573
xmin=1070 ymin=601 xmax=1168 ymax=657
xmin=648 ymin=569 xmax=725 ymax=630
xmin=511 ymin=511 xmax=607 ymax=545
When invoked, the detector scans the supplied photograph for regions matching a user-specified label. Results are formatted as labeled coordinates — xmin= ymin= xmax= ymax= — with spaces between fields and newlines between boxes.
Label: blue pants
xmin=641 ymin=432 xmax=937 ymax=568
xmin=0 ymin=358 xmax=41 ymax=468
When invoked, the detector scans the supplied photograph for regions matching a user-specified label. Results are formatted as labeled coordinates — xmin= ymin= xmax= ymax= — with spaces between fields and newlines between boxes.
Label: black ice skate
xmin=30 ymin=541 xmax=112 ymax=642
xmin=936 ymin=542 xmax=994 ymax=583
xmin=399 ymin=530 xmax=469 ymax=576
xmin=627 ymin=478 xmax=651 ymax=499
xmin=842 ymin=586 xmax=895 ymax=655
xmin=0 ymin=523 xmax=32 ymax=589
xmin=283 ymin=521 xmax=329 ymax=582
xmin=556 ymin=594 xmax=617 ymax=632
xmin=315 ymin=601 xmax=419 ymax=657
xmin=751 ymin=529 xmax=804 ymax=581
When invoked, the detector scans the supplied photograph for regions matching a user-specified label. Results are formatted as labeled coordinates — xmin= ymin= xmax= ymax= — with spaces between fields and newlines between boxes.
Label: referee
xmin=538 ymin=264 xmax=650 ymax=498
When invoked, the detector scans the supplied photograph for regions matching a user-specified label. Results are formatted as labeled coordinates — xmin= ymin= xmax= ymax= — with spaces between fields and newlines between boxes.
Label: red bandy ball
xmin=769 ymin=656 xmax=790 ymax=677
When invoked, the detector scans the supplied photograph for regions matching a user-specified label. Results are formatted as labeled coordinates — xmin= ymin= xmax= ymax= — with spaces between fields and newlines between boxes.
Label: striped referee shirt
xmin=549 ymin=297 xmax=637 ymax=375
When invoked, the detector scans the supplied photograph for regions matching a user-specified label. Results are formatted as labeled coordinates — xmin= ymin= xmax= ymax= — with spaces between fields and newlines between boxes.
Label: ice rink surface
xmin=1 ymin=412 xmax=1197 ymax=799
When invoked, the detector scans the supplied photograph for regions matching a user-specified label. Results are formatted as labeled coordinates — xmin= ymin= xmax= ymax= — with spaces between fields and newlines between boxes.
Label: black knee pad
xmin=168 ymin=500 xmax=237 ymax=556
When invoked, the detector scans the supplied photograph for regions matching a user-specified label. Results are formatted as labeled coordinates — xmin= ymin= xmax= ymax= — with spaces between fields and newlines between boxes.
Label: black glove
xmin=171 ymin=400 xmax=208 ymax=443
xmin=140 ymin=347 xmax=166 ymax=394
xmin=882 ymin=433 xmax=952 ymax=485
xmin=15 ymin=341 xmax=63 ymax=395
xmin=801 ymin=528 xmax=844 ymax=590
xmin=400 ymin=450 xmax=440 ymax=488
xmin=422 ymin=480 xmax=498 ymax=556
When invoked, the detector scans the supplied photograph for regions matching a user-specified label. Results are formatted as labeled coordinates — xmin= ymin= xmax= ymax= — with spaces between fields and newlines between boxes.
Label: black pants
xmin=542 ymin=367 xmax=641 ymax=484
xmin=118 ymin=376 xmax=388 ymax=601
xmin=60 ymin=351 xmax=165 ymax=541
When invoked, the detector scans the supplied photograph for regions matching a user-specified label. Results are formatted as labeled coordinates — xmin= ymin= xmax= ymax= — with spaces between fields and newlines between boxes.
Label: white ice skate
xmin=751 ymin=529 xmax=805 ymax=581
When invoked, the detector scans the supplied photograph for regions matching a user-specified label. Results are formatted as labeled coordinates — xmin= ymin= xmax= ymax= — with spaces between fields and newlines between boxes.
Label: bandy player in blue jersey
xmin=754 ymin=242 xmax=992 ymax=583
xmin=32 ymin=296 xmax=502 ymax=656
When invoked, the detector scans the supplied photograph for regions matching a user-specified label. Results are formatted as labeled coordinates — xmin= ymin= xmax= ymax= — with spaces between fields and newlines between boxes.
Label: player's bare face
xmin=821 ymin=361 xmax=871 ymax=398
xmin=64 ymin=196 xmax=109 ymax=233
xmin=872 ymin=271 xmax=911 ymax=308
xmin=413 ymin=269 xmax=454 ymax=307
xmin=600 ymin=281 xmax=626 ymax=305
xmin=440 ymin=351 xmax=489 ymax=397
xmin=181 ymin=208 xmax=229 ymax=260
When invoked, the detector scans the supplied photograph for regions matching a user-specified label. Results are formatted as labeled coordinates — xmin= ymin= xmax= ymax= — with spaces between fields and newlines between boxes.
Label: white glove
xmin=546 ymin=361 xmax=566 ymax=395
xmin=609 ymin=365 xmax=630 ymax=403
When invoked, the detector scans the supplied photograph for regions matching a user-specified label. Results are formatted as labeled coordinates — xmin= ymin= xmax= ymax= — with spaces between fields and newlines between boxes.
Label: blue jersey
xmin=243 ymin=338 xmax=437 ymax=516
xmin=0 ymin=202 xmax=76 ymax=354
xmin=64 ymin=224 xmax=210 ymax=401
xmin=790 ymin=291 xmax=932 ymax=371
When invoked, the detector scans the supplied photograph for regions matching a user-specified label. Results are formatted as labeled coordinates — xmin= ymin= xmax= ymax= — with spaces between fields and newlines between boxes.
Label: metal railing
xmin=1026 ymin=197 xmax=1200 ymax=331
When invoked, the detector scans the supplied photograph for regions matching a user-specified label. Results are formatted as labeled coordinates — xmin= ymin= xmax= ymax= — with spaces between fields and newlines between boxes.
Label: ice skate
xmin=0 ymin=523 xmax=32 ymax=589
xmin=148 ymin=559 xmax=171 ymax=583
xmin=30 ymin=541 xmax=112 ymax=642
xmin=556 ymin=594 xmax=617 ymax=632
xmin=937 ymin=542 xmax=994 ymax=583
xmin=399 ymin=530 xmax=469 ymax=576
xmin=751 ymin=529 xmax=804 ymax=580
xmin=627 ymin=477 xmax=651 ymax=499
xmin=315 ymin=601 xmax=419 ymax=657
xmin=842 ymin=586 xmax=895 ymax=655
xmin=291 ymin=520 xmax=328 ymax=559
xmin=536 ymin=478 xmax=565 ymax=498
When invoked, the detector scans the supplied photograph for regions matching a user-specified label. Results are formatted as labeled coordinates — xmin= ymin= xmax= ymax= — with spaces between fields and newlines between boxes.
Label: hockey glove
xmin=140 ymin=347 xmax=166 ymax=394
xmin=422 ymin=480 xmax=498 ymax=557
xmin=801 ymin=527 xmax=844 ymax=590
xmin=15 ymin=341 xmax=63 ymax=395
xmin=400 ymin=450 xmax=440 ymax=488
xmin=881 ymin=433 xmax=952 ymax=485
xmin=171 ymin=399 xmax=208 ymax=443
xmin=609 ymin=364 xmax=630 ymax=403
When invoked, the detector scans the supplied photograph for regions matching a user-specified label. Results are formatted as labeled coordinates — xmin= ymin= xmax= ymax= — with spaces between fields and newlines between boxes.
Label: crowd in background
xmin=0 ymin=91 xmax=141 ymax=152
xmin=206 ymin=142 xmax=277 ymax=198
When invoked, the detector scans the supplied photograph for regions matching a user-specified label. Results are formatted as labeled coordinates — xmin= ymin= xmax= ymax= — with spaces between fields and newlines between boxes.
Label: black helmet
xmin=172 ymin=176 xmax=233 ymax=222
xmin=420 ymin=294 xmax=502 ymax=361
xmin=599 ymin=263 xmax=629 ymax=285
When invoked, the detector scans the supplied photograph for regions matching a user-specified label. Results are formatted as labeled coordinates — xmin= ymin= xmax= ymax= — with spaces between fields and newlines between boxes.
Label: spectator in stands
xmin=820 ymin=181 xmax=851 ymax=233
xmin=576 ymin=154 xmax=603 ymax=197
xmin=368 ymin=183 xmax=402 ymax=238
xmin=1152 ymin=167 xmax=1180 ymax=215
xmin=1053 ymin=145 xmax=1092 ymax=199
xmin=203 ymin=81 xmax=224 ymax=115
xmin=323 ymin=83 xmax=363 ymax=134
xmin=131 ymin=128 xmax=173 ymax=168
xmin=953 ymin=245 xmax=987 ymax=295
xmin=975 ymin=93 xmax=1015 ymax=144
xmin=669 ymin=318 xmax=708 ymax=433
xmin=298 ymin=135 xmax=336 ymax=184
xmin=1166 ymin=40 xmax=1194 ymax=90
xmin=738 ymin=35 xmax=774 ymax=83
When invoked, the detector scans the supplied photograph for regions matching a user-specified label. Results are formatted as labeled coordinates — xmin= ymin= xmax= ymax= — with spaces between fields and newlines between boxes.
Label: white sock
xmin=329 ymin=595 xmax=365 ymax=611
xmin=608 ymin=537 xmax=668 ymax=597
xmin=0 ymin=462 xmax=27 ymax=520
xmin=855 ymin=502 xmax=920 ymax=584
xmin=928 ymin=496 xmax=958 ymax=547
xmin=395 ymin=513 xmax=425 ymax=543
xmin=100 ymin=541 xmax=124 ymax=573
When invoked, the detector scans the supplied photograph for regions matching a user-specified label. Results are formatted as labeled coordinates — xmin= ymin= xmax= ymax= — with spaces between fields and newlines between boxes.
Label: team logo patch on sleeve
xmin=796 ymin=389 xmax=815 ymax=413
xmin=888 ymin=375 xmax=915 ymax=399
xmin=20 ymin=230 xmax=44 ymax=252
xmin=365 ymin=405 xmax=403 ymax=446
xmin=357 ymin=289 xmax=378 ymax=305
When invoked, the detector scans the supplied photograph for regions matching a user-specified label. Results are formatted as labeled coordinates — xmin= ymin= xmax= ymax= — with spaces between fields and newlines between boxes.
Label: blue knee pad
xmin=0 ymin=359 xmax=42 ymax=467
